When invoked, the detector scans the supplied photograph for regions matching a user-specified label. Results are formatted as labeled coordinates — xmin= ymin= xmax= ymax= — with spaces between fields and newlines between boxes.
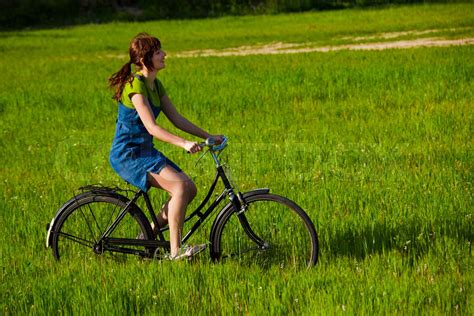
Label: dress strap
xmin=134 ymin=74 xmax=144 ymax=81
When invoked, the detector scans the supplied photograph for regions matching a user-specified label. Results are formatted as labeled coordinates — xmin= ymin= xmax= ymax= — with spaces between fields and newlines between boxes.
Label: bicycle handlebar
xmin=199 ymin=136 xmax=228 ymax=152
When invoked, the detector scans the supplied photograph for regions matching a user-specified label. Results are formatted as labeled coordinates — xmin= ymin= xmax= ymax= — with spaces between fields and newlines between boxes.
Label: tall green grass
xmin=1 ymin=3 xmax=473 ymax=314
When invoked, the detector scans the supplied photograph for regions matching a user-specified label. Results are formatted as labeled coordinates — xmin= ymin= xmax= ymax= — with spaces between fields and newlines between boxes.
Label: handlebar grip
xmin=199 ymin=136 xmax=227 ymax=149
xmin=209 ymin=136 xmax=227 ymax=151
xmin=192 ymin=136 xmax=227 ymax=152
xmin=205 ymin=137 xmax=217 ymax=146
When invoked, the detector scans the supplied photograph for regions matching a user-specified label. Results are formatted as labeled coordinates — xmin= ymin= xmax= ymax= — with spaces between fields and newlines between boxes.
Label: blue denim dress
xmin=109 ymin=101 xmax=181 ymax=192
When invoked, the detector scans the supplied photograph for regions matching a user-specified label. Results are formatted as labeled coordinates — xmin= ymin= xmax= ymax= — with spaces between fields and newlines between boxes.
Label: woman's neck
xmin=139 ymin=68 xmax=157 ymax=90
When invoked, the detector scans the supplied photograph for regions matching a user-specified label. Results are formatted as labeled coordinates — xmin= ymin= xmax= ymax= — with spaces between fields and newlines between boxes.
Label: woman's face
xmin=152 ymin=49 xmax=166 ymax=70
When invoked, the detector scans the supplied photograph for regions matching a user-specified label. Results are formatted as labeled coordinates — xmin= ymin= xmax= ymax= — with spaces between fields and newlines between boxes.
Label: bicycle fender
xmin=209 ymin=188 xmax=270 ymax=244
xmin=45 ymin=190 xmax=137 ymax=248
xmin=46 ymin=190 xmax=95 ymax=248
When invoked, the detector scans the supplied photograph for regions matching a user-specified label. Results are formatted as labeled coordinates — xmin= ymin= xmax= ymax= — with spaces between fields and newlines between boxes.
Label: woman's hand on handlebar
xmin=209 ymin=135 xmax=225 ymax=145
xmin=183 ymin=140 xmax=202 ymax=154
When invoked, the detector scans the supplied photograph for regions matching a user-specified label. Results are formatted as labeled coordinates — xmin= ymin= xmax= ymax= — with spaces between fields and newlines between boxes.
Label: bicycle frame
xmin=48 ymin=135 xmax=319 ymax=267
xmin=97 ymin=150 xmax=248 ymax=257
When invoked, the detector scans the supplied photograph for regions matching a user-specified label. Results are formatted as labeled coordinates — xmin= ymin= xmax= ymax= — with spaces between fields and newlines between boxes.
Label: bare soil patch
xmin=341 ymin=27 xmax=472 ymax=41
xmin=173 ymin=37 xmax=474 ymax=58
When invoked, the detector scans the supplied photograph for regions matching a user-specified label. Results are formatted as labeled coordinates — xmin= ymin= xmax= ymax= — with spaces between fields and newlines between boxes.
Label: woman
xmin=108 ymin=33 xmax=223 ymax=260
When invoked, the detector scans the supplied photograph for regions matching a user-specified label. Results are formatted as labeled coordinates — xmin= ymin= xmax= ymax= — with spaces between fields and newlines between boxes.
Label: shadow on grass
xmin=325 ymin=216 xmax=472 ymax=263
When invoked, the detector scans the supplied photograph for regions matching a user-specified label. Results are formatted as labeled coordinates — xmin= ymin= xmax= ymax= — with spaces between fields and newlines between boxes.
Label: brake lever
xmin=195 ymin=148 xmax=210 ymax=167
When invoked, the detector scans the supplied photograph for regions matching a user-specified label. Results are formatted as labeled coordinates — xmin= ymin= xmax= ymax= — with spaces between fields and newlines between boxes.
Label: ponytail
xmin=108 ymin=61 xmax=132 ymax=101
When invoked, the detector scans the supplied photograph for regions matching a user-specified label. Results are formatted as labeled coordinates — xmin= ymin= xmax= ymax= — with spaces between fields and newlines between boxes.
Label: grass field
xmin=1 ymin=3 xmax=473 ymax=314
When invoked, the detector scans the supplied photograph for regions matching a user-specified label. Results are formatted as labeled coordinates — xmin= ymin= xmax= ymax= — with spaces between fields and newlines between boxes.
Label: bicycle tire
xmin=211 ymin=193 xmax=319 ymax=269
xmin=51 ymin=193 xmax=154 ymax=261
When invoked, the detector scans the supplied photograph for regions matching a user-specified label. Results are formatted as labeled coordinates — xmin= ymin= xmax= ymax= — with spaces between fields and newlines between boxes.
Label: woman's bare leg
xmin=150 ymin=198 xmax=170 ymax=234
xmin=147 ymin=166 xmax=197 ymax=257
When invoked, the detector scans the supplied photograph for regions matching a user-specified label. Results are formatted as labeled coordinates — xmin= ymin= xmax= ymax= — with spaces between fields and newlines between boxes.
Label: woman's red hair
xmin=108 ymin=33 xmax=161 ymax=101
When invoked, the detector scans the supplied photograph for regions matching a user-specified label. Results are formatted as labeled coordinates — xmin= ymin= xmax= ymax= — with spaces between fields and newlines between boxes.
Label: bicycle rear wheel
xmin=211 ymin=193 xmax=318 ymax=270
xmin=51 ymin=193 xmax=153 ymax=261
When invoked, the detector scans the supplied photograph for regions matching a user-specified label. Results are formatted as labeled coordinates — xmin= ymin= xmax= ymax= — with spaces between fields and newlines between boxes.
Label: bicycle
xmin=46 ymin=137 xmax=319 ymax=269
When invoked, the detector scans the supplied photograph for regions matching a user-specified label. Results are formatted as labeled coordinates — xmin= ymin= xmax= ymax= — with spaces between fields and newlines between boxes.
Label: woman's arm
xmin=160 ymin=95 xmax=211 ymax=139
xmin=131 ymin=94 xmax=201 ymax=153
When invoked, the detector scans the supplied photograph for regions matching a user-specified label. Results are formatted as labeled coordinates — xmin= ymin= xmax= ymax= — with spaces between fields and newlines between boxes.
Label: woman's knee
xmin=171 ymin=178 xmax=197 ymax=202
xmin=180 ymin=179 xmax=197 ymax=201
xmin=148 ymin=167 xmax=197 ymax=202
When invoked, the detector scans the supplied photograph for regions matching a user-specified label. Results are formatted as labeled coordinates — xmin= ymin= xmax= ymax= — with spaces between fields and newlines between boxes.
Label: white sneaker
xmin=169 ymin=244 xmax=207 ymax=261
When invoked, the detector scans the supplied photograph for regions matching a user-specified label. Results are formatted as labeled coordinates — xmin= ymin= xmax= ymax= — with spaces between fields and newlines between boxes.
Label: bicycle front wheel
xmin=211 ymin=193 xmax=318 ymax=270
xmin=51 ymin=193 xmax=153 ymax=261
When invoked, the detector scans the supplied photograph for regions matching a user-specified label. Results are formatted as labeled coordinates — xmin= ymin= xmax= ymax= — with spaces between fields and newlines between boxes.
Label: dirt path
xmin=173 ymin=37 xmax=474 ymax=58
xmin=341 ymin=27 xmax=472 ymax=41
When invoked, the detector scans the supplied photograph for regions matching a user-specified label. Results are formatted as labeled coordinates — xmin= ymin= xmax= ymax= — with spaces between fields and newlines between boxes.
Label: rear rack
xmin=78 ymin=184 xmax=138 ymax=195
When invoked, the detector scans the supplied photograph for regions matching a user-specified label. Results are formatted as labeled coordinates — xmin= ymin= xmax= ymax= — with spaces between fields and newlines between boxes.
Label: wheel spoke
xmin=56 ymin=231 xmax=94 ymax=248
xmin=102 ymin=201 xmax=122 ymax=237
xmin=78 ymin=207 xmax=99 ymax=244
xmin=86 ymin=202 xmax=104 ymax=237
